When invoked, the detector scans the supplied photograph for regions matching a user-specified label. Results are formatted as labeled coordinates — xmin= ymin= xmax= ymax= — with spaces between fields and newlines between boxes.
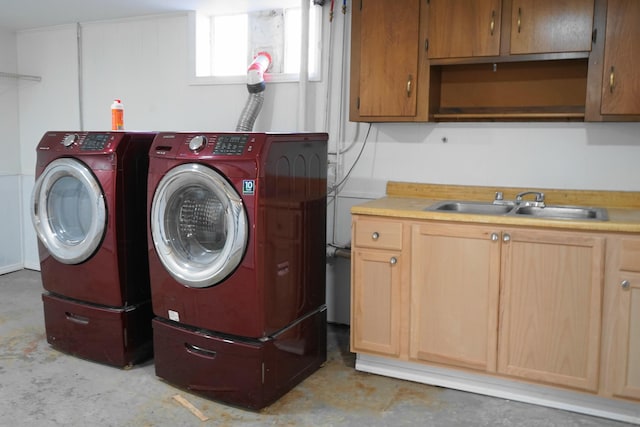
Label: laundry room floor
xmin=0 ymin=269 xmax=635 ymax=427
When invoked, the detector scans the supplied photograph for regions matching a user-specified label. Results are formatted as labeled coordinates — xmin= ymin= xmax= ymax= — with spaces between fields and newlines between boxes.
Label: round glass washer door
xmin=151 ymin=163 xmax=248 ymax=288
xmin=31 ymin=158 xmax=107 ymax=265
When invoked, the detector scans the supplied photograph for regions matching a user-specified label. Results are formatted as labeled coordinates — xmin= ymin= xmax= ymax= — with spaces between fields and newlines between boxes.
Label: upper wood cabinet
xmin=350 ymin=0 xmax=639 ymax=122
xmin=598 ymin=0 xmax=640 ymax=117
xmin=427 ymin=0 xmax=502 ymax=59
xmin=427 ymin=0 xmax=594 ymax=59
xmin=585 ymin=0 xmax=640 ymax=120
xmin=510 ymin=0 xmax=595 ymax=55
xmin=349 ymin=0 xmax=430 ymax=122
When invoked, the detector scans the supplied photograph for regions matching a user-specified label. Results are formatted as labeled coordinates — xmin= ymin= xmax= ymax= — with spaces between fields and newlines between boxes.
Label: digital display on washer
xmin=213 ymin=135 xmax=248 ymax=155
xmin=81 ymin=134 xmax=110 ymax=151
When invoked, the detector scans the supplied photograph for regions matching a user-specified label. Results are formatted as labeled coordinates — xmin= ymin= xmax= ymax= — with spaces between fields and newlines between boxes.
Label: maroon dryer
xmin=147 ymin=132 xmax=328 ymax=409
xmin=31 ymin=131 xmax=156 ymax=367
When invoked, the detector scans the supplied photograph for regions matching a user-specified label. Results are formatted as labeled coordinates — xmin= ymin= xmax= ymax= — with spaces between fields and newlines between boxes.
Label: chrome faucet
xmin=515 ymin=191 xmax=545 ymax=207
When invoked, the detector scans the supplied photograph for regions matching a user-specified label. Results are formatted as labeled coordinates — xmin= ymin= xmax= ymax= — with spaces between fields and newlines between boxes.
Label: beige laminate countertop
xmin=351 ymin=182 xmax=640 ymax=233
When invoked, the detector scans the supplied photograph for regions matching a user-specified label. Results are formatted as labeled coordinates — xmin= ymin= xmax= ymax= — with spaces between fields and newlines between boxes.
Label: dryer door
xmin=151 ymin=163 xmax=248 ymax=288
xmin=31 ymin=158 xmax=107 ymax=264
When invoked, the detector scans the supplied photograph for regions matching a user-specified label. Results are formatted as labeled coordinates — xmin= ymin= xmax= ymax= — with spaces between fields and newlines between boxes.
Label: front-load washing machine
xmin=31 ymin=131 xmax=156 ymax=367
xmin=147 ymin=132 xmax=328 ymax=409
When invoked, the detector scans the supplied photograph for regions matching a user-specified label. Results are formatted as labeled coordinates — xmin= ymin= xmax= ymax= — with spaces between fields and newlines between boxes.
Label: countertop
xmin=351 ymin=182 xmax=640 ymax=233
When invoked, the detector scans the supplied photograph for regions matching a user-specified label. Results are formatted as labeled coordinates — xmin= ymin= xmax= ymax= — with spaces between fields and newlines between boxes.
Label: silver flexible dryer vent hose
xmin=236 ymin=92 xmax=265 ymax=132
xmin=236 ymin=52 xmax=272 ymax=132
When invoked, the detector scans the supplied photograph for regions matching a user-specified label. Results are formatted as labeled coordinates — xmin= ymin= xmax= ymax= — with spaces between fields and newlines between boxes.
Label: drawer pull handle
xmin=491 ymin=232 xmax=499 ymax=242
xmin=65 ymin=312 xmax=89 ymax=325
xmin=621 ymin=280 xmax=630 ymax=290
xmin=503 ymin=233 xmax=511 ymax=243
xmin=185 ymin=343 xmax=218 ymax=359
xmin=372 ymin=232 xmax=380 ymax=241
xmin=390 ymin=257 xmax=398 ymax=265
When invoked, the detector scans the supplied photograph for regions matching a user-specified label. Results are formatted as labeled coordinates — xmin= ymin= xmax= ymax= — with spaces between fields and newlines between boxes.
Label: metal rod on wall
xmin=0 ymin=72 xmax=42 ymax=82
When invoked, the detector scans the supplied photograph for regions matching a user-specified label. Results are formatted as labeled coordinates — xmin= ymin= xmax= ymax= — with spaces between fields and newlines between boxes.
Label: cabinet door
xmin=428 ymin=0 xmax=501 ymax=58
xmin=611 ymin=271 xmax=640 ymax=400
xmin=510 ymin=0 xmax=594 ymax=54
xmin=600 ymin=0 xmax=640 ymax=115
xmin=410 ymin=223 xmax=500 ymax=372
xmin=498 ymin=229 xmax=604 ymax=391
xmin=351 ymin=248 xmax=402 ymax=357
xmin=354 ymin=0 xmax=420 ymax=117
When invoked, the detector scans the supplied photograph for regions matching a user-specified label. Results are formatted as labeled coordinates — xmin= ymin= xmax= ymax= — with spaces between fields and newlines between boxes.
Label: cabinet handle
xmin=517 ymin=8 xmax=522 ymax=33
xmin=609 ymin=66 xmax=615 ymax=93
xmin=621 ymin=280 xmax=630 ymax=290
xmin=371 ymin=232 xmax=380 ymax=241
xmin=390 ymin=257 xmax=398 ymax=265
xmin=490 ymin=232 xmax=499 ymax=242
xmin=490 ymin=10 xmax=496 ymax=36
xmin=406 ymin=75 xmax=413 ymax=97
xmin=503 ymin=233 xmax=511 ymax=243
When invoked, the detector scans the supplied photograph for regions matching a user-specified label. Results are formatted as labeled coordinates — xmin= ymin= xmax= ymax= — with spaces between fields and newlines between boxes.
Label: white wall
xmin=0 ymin=28 xmax=20 ymax=174
xmin=18 ymin=25 xmax=81 ymax=174
xmin=16 ymin=24 xmax=81 ymax=270
xmin=0 ymin=175 xmax=24 ymax=274
xmin=0 ymin=28 xmax=25 ymax=273
xmin=13 ymin=7 xmax=640 ymax=323
xmin=339 ymin=122 xmax=640 ymax=198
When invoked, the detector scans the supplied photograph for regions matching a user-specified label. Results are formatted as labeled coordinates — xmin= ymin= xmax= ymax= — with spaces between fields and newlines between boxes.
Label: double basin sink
xmin=426 ymin=200 xmax=608 ymax=221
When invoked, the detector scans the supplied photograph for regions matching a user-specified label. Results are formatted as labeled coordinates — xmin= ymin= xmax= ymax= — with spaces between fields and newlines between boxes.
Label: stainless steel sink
xmin=514 ymin=205 xmax=608 ymax=221
xmin=425 ymin=200 xmax=608 ymax=221
xmin=425 ymin=201 xmax=514 ymax=215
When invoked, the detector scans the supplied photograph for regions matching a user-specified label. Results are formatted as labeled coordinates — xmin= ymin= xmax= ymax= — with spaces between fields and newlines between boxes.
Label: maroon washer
xmin=147 ymin=132 xmax=328 ymax=409
xmin=32 ymin=131 xmax=156 ymax=367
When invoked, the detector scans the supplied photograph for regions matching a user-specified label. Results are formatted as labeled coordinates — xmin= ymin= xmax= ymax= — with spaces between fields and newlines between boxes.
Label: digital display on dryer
xmin=213 ymin=135 xmax=248 ymax=155
xmin=81 ymin=134 xmax=110 ymax=151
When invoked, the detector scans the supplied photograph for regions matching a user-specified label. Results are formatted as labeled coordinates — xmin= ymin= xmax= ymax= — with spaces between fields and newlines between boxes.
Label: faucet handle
xmin=535 ymin=192 xmax=545 ymax=202
xmin=494 ymin=191 xmax=504 ymax=201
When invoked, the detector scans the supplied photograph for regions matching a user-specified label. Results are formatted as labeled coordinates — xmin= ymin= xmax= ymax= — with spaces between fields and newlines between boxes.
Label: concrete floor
xmin=0 ymin=269 xmax=635 ymax=426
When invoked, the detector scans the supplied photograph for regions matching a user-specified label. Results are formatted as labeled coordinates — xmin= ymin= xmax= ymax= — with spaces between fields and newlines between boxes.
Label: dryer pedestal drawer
xmin=152 ymin=308 xmax=327 ymax=410
xmin=42 ymin=293 xmax=153 ymax=367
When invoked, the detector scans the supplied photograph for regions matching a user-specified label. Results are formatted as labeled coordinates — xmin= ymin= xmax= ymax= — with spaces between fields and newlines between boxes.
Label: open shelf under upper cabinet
xmin=428 ymin=58 xmax=590 ymax=122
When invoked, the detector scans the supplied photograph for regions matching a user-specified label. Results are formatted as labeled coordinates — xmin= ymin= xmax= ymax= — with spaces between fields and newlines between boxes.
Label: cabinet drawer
xmin=620 ymin=239 xmax=640 ymax=272
xmin=354 ymin=218 xmax=403 ymax=250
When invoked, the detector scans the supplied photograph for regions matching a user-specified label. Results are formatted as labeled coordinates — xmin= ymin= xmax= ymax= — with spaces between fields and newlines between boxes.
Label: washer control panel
xmin=81 ymin=133 xmax=111 ymax=151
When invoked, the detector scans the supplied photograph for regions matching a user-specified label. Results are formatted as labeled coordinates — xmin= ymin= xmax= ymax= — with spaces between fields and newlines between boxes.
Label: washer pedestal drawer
xmin=42 ymin=292 xmax=153 ymax=367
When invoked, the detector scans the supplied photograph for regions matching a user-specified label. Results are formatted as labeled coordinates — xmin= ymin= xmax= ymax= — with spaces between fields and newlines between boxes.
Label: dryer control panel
xmin=81 ymin=133 xmax=111 ymax=151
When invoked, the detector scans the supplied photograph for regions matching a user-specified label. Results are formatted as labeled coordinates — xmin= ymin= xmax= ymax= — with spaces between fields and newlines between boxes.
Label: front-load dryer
xmin=147 ymin=132 xmax=328 ymax=409
xmin=31 ymin=131 xmax=156 ymax=367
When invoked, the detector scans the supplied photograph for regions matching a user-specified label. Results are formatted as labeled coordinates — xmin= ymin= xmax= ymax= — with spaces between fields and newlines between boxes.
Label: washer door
xmin=151 ymin=163 xmax=248 ymax=288
xmin=31 ymin=158 xmax=107 ymax=264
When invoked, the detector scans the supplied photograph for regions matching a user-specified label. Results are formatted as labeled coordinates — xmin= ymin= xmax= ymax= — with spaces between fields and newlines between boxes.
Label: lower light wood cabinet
xmin=351 ymin=213 xmax=638 ymax=404
xmin=610 ymin=271 xmax=640 ymax=399
xmin=350 ymin=216 xmax=404 ymax=357
xmin=351 ymin=247 xmax=402 ymax=356
xmin=410 ymin=222 xmax=500 ymax=372
xmin=603 ymin=237 xmax=640 ymax=400
xmin=498 ymin=228 xmax=605 ymax=392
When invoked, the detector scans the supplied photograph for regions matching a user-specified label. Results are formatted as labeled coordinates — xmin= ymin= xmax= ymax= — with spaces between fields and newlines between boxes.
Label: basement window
xmin=189 ymin=1 xmax=323 ymax=85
